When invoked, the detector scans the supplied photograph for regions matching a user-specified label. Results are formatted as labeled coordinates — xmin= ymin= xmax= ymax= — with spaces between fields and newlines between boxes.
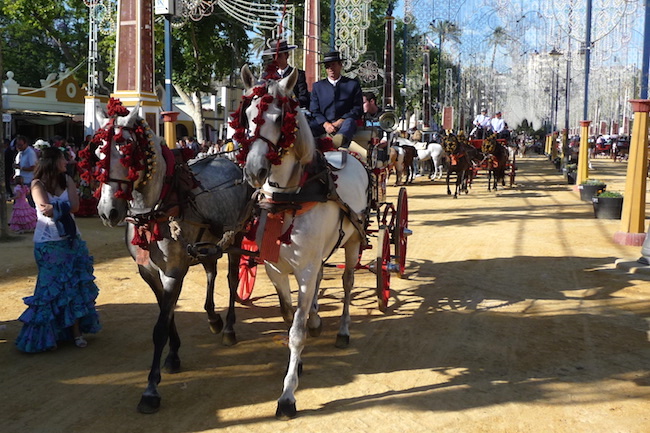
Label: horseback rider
xmin=471 ymin=108 xmax=491 ymax=139
xmin=490 ymin=111 xmax=510 ymax=140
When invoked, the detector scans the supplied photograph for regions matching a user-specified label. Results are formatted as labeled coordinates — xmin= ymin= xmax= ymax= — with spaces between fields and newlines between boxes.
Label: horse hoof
xmin=137 ymin=395 xmax=161 ymax=414
xmin=222 ymin=331 xmax=238 ymax=346
xmin=163 ymin=355 xmax=181 ymax=374
xmin=275 ymin=400 xmax=297 ymax=420
xmin=334 ymin=334 xmax=350 ymax=348
xmin=308 ymin=320 xmax=322 ymax=337
xmin=209 ymin=316 xmax=224 ymax=334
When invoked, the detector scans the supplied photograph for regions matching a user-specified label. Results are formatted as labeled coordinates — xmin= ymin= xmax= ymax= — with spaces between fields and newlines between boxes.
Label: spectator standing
xmin=9 ymin=175 xmax=37 ymax=233
xmin=13 ymin=135 xmax=38 ymax=207
xmin=15 ymin=146 xmax=101 ymax=353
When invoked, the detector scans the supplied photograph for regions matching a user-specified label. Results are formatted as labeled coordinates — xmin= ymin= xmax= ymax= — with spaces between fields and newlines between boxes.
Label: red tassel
xmin=277 ymin=221 xmax=293 ymax=245
xmin=131 ymin=227 xmax=145 ymax=247
xmin=152 ymin=221 xmax=162 ymax=241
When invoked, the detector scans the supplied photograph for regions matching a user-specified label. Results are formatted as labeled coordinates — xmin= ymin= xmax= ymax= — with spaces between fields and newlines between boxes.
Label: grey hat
xmin=262 ymin=39 xmax=297 ymax=56
xmin=320 ymin=51 xmax=346 ymax=64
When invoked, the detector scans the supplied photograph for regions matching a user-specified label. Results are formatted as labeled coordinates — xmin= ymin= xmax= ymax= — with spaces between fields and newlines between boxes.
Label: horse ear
xmin=125 ymin=102 xmax=141 ymax=125
xmin=241 ymin=65 xmax=256 ymax=91
xmin=279 ymin=68 xmax=298 ymax=97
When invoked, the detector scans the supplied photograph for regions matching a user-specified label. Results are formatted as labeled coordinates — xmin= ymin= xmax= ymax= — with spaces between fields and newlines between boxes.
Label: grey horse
xmin=88 ymin=103 xmax=251 ymax=413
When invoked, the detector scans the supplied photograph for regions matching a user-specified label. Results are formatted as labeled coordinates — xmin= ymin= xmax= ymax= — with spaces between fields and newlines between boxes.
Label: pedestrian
xmin=9 ymin=175 xmax=37 ymax=234
xmin=262 ymin=39 xmax=310 ymax=109
xmin=308 ymin=51 xmax=363 ymax=149
xmin=15 ymin=146 xmax=101 ymax=353
xmin=13 ymin=135 xmax=38 ymax=207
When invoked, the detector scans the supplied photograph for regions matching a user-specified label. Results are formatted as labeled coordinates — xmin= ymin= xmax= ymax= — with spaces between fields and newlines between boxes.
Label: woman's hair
xmin=33 ymin=147 xmax=66 ymax=194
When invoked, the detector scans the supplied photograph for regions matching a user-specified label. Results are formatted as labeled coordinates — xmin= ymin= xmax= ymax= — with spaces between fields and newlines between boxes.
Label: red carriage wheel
xmin=393 ymin=187 xmax=408 ymax=278
xmin=376 ymin=225 xmax=391 ymax=312
xmin=237 ymin=237 xmax=258 ymax=302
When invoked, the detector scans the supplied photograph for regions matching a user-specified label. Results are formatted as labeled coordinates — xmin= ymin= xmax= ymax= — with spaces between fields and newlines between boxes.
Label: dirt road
xmin=1 ymin=155 xmax=649 ymax=433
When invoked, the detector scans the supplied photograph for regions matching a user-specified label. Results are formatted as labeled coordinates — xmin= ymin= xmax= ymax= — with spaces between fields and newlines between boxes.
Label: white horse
xmin=88 ymin=100 xmax=250 ymax=413
xmin=237 ymin=65 xmax=369 ymax=419
xmin=412 ymin=141 xmax=445 ymax=180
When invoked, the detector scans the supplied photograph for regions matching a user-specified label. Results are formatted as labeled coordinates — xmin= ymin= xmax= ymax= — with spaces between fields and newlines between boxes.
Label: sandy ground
xmin=0 ymin=154 xmax=649 ymax=433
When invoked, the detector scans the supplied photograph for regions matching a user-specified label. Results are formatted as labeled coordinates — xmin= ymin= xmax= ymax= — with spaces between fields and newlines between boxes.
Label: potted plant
xmin=579 ymin=178 xmax=607 ymax=202
xmin=592 ymin=191 xmax=623 ymax=219
xmin=565 ymin=163 xmax=577 ymax=185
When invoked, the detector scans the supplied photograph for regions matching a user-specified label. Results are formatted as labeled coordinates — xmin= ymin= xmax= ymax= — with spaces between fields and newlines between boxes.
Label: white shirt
xmin=14 ymin=146 xmax=38 ymax=183
xmin=491 ymin=117 xmax=505 ymax=133
xmin=327 ymin=76 xmax=341 ymax=86
xmin=33 ymin=189 xmax=81 ymax=243
xmin=473 ymin=114 xmax=491 ymax=128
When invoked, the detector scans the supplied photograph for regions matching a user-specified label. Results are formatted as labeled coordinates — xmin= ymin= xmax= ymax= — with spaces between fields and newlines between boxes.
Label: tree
xmin=0 ymin=0 xmax=94 ymax=87
xmin=485 ymin=26 xmax=511 ymax=71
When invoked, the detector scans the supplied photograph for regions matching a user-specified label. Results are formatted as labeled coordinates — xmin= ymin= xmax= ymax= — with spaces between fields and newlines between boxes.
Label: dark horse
xmin=481 ymin=133 xmax=508 ymax=191
xmin=442 ymin=131 xmax=478 ymax=198
xmin=81 ymin=99 xmax=251 ymax=414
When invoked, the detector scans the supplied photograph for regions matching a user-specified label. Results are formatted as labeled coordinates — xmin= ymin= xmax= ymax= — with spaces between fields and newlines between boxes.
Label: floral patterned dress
xmin=15 ymin=189 xmax=101 ymax=353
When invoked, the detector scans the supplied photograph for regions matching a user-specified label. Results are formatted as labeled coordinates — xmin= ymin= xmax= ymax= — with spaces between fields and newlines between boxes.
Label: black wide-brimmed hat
xmin=262 ymin=39 xmax=297 ymax=56
xmin=319 ymin=51 xmax=346 ymax=64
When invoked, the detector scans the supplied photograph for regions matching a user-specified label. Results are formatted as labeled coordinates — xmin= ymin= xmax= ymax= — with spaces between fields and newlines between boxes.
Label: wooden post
xmin=613 ymin=99 xmax=650 ymax=245
xmin=576 ymin=121 xmax=591 ymax=185
xmin=303 ymin=0 xmax=320 ymax=91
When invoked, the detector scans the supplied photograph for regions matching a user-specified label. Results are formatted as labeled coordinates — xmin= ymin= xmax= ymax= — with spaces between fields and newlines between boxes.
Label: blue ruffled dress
xmin=15 ymin=190 xmax=101 ymax=353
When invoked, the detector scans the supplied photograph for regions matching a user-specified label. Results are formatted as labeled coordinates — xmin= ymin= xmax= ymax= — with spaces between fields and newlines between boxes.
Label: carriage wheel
xmin=237 ymin=237 xmax=258 ymax=302
xmin=376 ymin=226 xmax=391 ymax=312
xmin=393 ymin=187 xmax=408 ymax=278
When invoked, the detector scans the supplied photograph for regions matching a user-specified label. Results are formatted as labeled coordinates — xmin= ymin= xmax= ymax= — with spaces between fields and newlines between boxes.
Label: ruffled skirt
xmin=9 ymin=203 xmax=37 ymax=232
xmin=15 ymin=236 xmax=101 ymax=353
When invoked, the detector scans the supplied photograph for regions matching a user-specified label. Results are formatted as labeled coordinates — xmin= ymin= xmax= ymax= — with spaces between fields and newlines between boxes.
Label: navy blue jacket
xmin=309 ymin=76 xmax=363 ymax=125
xmin=280 ymin=66 xmax=310 ymax=109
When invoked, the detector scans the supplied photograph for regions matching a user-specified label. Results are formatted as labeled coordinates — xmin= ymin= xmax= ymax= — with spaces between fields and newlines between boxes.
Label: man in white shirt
xmin=490 ymin=111 xmax=508 ymax=138
xmin=471 ymin=108 xmax=491 ymax=138
xmin=13 ymin=135 xmax=37 ymax=207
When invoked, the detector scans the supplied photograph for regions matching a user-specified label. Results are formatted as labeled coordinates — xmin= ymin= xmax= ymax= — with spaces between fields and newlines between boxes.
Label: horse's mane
xmin=266 ymin=79 xmax=315 ymax=166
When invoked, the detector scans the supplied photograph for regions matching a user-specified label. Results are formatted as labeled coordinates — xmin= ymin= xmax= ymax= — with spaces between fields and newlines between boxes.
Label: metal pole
xmin=330 ymin=0 xmax=336 ymax=50
xmin=583 ymin=0 xmax=592 ymax=120
xmin=164 ymin=15 xmax=173 ymax=112
xmin=402 ymin=19 xmax=408 ymax=130
xmin=641 ymin=0 xmax=650 ymax=98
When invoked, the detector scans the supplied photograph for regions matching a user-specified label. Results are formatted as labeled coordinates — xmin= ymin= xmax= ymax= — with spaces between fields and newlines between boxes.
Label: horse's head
xmin=235 ymin=65 xmax=314 ymax=189
xmin=81 ymin=99 xmax=160 ymax=227
xmin=442 ymin=132 xmax=458 ymax=154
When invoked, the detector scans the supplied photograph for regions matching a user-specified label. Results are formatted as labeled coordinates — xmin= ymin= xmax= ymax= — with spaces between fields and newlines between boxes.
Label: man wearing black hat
xmin=262 ymin=39 xmax=310 ymax=109
xmin=308 ymin=51 xmax=363 ymax=149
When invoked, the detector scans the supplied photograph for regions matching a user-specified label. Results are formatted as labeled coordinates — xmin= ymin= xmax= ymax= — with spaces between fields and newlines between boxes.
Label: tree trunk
xmin=174 ymin=84 xmax=205 ymax=142
xmin=0 ymin=36 xmax=9 ymax=239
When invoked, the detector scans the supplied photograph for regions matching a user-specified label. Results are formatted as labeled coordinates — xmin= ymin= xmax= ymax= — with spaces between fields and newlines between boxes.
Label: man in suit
xmin=309 ymin=51 xmax=363 ymax=149
xmin=262 ymin=39 xmax=310 ymax=109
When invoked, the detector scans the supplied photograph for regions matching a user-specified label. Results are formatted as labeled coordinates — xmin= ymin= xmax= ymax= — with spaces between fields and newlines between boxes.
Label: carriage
xmin=468 ymin=135 xmax=517 ymax=188
xmin=236 ymin=104 xmax=410 ymax=313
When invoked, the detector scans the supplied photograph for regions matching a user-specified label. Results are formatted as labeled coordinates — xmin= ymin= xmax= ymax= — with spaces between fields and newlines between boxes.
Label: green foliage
xmin=581 ymin=178 xmax=606 ymax=186
xmin=597 ymin=191 xmax=623 ymax=198
xmin=0 ymin=0 xmax=90 ymax=87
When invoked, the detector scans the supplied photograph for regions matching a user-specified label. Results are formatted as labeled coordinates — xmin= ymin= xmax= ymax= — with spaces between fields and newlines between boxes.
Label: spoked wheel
xmin=237 ymin=237 xmax=258 ymax=303
xmin=393 ymin=187 xmax=408 ymax=278
xmin=376 ymin=225 xmax=391 ymax=312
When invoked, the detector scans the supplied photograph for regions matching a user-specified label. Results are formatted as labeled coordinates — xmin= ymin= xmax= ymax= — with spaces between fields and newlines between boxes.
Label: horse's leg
xmin=222 ymin=250 xmax=241 ymax=346
xmin=335 ymin=239 xmax=359 ymax=348
xmin=266 ymin=263 xmax=294 ymax=326
xmin=201 ymin=258 xmax=224 ymax=335
xmin=276 ymin=269 xmax=320 ymax=420
xmin=138 ymin=271 xmax=185 ymax=414
xmin=307 ymin=265 xmax=323 ymax=337
xmin=446 ymin=170 xmax=452 ymax=195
